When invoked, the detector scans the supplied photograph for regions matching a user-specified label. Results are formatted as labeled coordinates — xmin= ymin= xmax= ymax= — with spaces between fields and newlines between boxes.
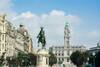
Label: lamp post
xmin=92 ymin=52 xmax=95 ymax=67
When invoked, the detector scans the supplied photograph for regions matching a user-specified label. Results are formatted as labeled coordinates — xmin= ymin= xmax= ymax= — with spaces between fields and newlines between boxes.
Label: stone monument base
xmin=36 ymin=49 xmax=49 ymax=67
xmin=37 ymin=65 xmax=49 ymax=67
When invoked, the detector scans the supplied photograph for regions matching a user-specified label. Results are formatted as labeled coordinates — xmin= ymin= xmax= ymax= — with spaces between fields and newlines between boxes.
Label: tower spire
xmin=65 ymin=22 xmax=69 ymax=28
xmin=64 ymin=22 xmax=70 ymax=48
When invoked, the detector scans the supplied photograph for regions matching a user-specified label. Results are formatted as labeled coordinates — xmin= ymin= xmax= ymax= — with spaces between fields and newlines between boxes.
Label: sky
xmin=0 ymin=0 xmax=100 ymax=49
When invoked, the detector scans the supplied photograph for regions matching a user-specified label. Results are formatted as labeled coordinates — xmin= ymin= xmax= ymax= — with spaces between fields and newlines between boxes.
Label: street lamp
xmin=92 ymin=52 xmax=95 ymax=67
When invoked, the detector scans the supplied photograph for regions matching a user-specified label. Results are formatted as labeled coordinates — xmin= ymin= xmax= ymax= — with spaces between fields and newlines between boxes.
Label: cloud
xmin=50 ymin=10 xmax=65 ymax=16
xmin=12 ymin=10 xmax=80 ymax=48
xmin=0 ymin=0 xmax=17 ymax=21
xmin=66 ymin=14 xmax=80 ymax=25
xmin=88 ymin=30 xmax=100 ymax=38
xmin=0 ymin=0 xmax=12 ymax=13
xmin=0 ymin=0 xmax=99 ymax=49
xmin=0 ymin=0 xmax=81 ymax=48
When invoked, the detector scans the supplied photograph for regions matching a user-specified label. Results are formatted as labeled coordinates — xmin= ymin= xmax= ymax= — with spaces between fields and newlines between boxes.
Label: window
xmin=39 ymin=56 xmax=43 ymax=61
xmin=62 ymin=58 xmax=64 ymax=61
xmin=24 ymin=32 xmax=27 ymax=35
xmin=59 ymin=54 xmax=60 ymax=56
xmin=62 ymin=53 xmax=64 ymax=56
xmin=2 ymin=35 xmax=5 ymax=40
xmin=63 ymin=64 xmax=65 ymax=67
xmin=59 ymin=51 xmax=60 ymax=53
xmin=0 ymin=26 xmax=3 ymax=31
xmin=46 ymin=58 xmax=48 ymax=64
xmin=67 ymin=51 xmax=70 ymax=55
xmin=2 ymin=43 xmax=5 ymax=48
xmin=3 ymin=26 xmax=5 ymax=30
xmin=67 ymin=58 xmax=70 ymax=62
xmin=59 ymin=58 xmax=60 ymax=61
xmin=0 ymin=44 xmax=1 ymax=51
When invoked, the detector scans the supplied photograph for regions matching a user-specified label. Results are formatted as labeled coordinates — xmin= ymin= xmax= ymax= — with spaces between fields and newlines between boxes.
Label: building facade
xmin=88 ymin=41 xmax=100 ymax=54
xmin=0 ymin=15 xmax=33 ymax=58
xmin=49 ymin=22 xmax=86 ymax=67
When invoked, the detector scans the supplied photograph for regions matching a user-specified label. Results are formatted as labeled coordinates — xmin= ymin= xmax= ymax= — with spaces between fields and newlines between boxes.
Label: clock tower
xmin=64 ymin=22 xmax=70 ymax=48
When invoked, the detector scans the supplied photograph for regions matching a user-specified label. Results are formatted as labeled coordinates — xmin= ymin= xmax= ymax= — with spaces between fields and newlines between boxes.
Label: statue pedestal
xmin=36 ymin=49 xmax=49 ymax=67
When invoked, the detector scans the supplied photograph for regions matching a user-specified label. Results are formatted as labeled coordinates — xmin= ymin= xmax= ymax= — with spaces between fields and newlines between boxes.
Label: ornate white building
xmin=49 ymin=22 xmax=86 ymax=67
xmin=0 ymin=15 xmax=33 ymax=58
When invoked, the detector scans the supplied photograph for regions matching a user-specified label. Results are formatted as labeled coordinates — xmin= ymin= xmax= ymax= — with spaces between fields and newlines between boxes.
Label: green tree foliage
xmin=6 ymin=57 xmax=17 ymax=67
xmin=70 ymin=51 xmax=88 ymax=67
xmin=49 ymin=51 xmax=57 ymax=66
xmin=17 ymin=52 xmax=30 ymax=67
xmin=28 ymin=53 xmax=37 ymax=66
xmin=95 ymin=51 xmax=100 ymax=67
xmin=6 ymin=52 xmax=37 ymax=67
xmin=82 ymin=52 xmax=89 ymax=63
xmin=16 ymin=52 xmax=37 ymax=67
xmin=0 ymin=52 xmax=6 ymax=64
xmin=58 ymin=60 xmax=63 ymax=64
xmin=88 ymin=54 xmax=94 ymax=65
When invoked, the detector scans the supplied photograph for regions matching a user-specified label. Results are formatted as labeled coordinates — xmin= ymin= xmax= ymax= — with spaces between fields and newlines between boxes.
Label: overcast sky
xmin=0 ymin=0 xmax=100 ymax=49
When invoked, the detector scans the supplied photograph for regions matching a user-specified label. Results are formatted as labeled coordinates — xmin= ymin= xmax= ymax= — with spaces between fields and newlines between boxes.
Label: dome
xmin=18 ymin=24 xmax=28 ymax=36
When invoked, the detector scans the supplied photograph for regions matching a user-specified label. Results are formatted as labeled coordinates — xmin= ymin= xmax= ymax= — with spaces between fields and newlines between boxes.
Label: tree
xmin=37 ymin=27 xmax=46 ymax=49
xmin=16 ymin=52 xmax=37 ymax=67
xmin=70 ymin=51 xmax=87 ymax=67
xmin=82 ymin=51 xmax=89 ymax=64
xmin=88 ymin=53 xmax=94 ymax=65
xmin=6 ymin=56 xmax=17 ymax=67
xmin=17 ymin=52 xmax=30 ymax=67
xmin=28 ymin=53 xmax=37 ymax=66
xmin=49 ymin=51 xmax=57 ymax=66
xmin=0 ymin=52 xmax=6 ymax=65
xmin=95 ymin=51 xmax=100 ymax=67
